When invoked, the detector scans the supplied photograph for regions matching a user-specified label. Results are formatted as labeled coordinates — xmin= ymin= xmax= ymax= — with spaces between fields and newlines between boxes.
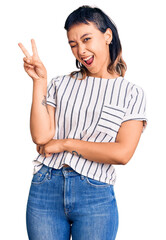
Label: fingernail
xmin=27 ymin=59 xmax=30 ymax=63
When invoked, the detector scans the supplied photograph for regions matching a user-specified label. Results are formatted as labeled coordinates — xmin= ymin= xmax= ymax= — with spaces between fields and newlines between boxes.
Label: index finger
xmin=31 ymin=39 xmax=39 ymax=57
xmin=18 ymin=42 xmax=31 ymax=58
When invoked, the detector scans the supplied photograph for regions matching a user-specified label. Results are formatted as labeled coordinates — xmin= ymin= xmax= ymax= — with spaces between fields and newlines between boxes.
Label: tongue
xmin=86 ymin=56 xmax=93 ymax=65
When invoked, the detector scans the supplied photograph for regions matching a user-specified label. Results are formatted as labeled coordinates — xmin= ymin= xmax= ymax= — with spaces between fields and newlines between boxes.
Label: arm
xmin=18 ymin=39 xmax=54 ymax=145
xmin=63 ymin=120 xmax=144 ymax=165
xmin=30 ymin=81 xmax=55 ymax=144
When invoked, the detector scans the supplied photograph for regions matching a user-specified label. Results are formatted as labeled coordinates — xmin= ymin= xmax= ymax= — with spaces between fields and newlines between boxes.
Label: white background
xmin=1 ymin=0 xmax=165 ymax=239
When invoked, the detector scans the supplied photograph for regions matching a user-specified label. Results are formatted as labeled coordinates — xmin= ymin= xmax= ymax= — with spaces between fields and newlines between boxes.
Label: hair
xmin=64 ymin=5 xmax=127 ymax=80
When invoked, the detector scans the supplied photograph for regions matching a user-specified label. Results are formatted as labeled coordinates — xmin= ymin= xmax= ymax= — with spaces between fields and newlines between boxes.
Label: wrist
xmin=33 ymin=79 xmax=47 ymax=93
xmin=63 ymin=138 xmax=73 ymax=151
xmin=33 ymin=78 xmax=47 ymax=85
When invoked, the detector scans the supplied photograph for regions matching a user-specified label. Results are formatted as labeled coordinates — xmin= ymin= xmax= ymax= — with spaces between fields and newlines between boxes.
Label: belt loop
xmin=47 ymin=167 xmax=52 ymax=180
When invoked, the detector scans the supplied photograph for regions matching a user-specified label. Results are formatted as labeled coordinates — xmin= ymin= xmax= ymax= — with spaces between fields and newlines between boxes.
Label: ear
xmin=104 ymin=28 xmax=113 ymax=44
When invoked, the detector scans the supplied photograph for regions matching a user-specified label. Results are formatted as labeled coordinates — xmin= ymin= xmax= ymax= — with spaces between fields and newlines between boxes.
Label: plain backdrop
xmin=1 ymin=0 xmax=165 ymax=239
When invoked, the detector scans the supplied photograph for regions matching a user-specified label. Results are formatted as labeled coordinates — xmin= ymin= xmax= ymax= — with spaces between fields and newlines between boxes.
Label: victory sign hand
xmin=18 ymin=39 xmax=47 ymax=81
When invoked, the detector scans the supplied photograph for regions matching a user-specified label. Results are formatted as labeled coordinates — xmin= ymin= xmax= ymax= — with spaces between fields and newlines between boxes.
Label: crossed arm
xmin=37 ymin=120 xmax=144 ymax=165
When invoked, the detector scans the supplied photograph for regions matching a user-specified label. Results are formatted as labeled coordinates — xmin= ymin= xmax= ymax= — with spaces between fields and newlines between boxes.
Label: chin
xmin=88 ymin=69 xmax=102 ymax=76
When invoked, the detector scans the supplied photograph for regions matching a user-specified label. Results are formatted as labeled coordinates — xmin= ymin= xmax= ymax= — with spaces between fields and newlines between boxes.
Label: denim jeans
xmin=26 ymin=164 xmax=119 ymax=240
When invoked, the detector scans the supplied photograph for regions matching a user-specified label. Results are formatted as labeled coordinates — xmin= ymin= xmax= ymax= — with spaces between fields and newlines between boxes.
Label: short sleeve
xmin=46 ymin=77 xmax=59 ymax=108
xmin=122 ymin=85 xmax=148 ymax=133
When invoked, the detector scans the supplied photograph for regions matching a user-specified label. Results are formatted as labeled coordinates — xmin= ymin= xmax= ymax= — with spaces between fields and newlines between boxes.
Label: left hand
xmin=36 ymin=139 xmax=66 ymax=158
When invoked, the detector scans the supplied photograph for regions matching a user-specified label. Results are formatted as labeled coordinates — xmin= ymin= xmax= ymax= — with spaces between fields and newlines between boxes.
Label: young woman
xmin=18 ymin=5 xmax=147 ymax=240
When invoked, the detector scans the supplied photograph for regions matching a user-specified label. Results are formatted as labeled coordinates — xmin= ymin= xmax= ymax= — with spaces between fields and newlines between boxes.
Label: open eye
xmin=84 ymin=37 xmax=91 ymax=42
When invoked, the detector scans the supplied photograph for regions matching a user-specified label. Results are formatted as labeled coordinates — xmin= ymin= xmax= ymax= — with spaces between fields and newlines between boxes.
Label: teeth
xmin=83 ymin=56 xmax=93 ymax=61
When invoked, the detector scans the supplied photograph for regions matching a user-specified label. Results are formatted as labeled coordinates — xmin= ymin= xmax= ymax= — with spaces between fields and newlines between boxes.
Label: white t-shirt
xmin=32 ymin=71 xmax=148 ymax=185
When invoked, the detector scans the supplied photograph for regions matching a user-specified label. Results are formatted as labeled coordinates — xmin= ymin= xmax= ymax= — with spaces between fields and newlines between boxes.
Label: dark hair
xmin=64 ymin=5 xmax=127 ymax=80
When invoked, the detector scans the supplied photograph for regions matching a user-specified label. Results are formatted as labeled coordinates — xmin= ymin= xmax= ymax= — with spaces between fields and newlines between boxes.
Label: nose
xmin=77 ymin=43 xmax=86 ymax=56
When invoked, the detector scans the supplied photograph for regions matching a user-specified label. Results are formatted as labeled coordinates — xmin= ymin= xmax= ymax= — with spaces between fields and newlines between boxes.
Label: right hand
xmin=18 ymin=39 xmax=47 ymax=81
xmin=36 ymin=144 xmax=52 ymax=157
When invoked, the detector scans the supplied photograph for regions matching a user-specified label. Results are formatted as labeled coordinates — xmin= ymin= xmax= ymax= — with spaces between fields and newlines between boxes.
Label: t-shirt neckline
xmin=85 ymin=75 xmax=122 ymax=80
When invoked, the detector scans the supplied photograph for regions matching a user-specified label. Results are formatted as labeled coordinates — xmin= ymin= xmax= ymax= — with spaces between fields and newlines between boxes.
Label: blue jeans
xmin=26 ymin=164 xmax=119 ymax=240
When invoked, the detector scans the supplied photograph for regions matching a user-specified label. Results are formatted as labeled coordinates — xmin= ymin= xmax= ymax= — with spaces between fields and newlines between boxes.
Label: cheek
xmin=98 ymin=40 xmax=108 ymax=55
xmin=91 ymin=40 xmax=106 ymax=55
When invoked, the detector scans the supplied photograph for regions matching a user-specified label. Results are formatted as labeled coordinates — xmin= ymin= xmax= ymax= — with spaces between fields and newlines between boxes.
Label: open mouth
xmin=82 ymin=56 xmax=94 ymax=66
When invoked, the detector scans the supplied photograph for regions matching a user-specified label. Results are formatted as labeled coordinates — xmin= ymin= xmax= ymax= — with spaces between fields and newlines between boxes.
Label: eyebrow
xmin=68 ymin=33 xmax=92 ymax=44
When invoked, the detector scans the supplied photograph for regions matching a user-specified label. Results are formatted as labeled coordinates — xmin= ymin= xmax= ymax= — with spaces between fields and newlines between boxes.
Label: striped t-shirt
xmin=32 ymin=71 xmax=148 ymax=185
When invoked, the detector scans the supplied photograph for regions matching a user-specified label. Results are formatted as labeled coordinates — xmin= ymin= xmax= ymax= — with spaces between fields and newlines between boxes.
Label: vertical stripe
xmin=109 ymin=77 xmax=118 ymax=104
xmin=123 ymin=82 xmax=130 ymax=108
xmin=116 ymin=77 xmax=124 ymax=105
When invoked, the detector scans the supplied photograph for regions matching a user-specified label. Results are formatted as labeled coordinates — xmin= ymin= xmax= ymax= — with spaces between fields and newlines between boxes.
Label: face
xmin=67 ymin=21 xmax=113 ymax=78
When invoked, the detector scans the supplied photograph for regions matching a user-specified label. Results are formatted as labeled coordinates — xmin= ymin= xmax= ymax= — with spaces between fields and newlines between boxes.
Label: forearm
xmin=30 ymin=80 xmax=52 ymax=144
xmin=64 ymin=139 xmax=128 ymax=165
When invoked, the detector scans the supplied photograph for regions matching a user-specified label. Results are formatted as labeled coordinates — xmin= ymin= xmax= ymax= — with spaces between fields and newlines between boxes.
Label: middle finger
xmin=31 ymin=39 xmax=39 ymax=58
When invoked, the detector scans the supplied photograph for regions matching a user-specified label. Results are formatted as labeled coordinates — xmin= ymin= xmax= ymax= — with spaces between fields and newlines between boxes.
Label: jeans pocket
xmin=85 ymin=176 xmax=111 ymax=188
xmin=96 ymin=103 xmax=125 ymax=138
xmin=31 ymin=168 xmax=48 ymax=185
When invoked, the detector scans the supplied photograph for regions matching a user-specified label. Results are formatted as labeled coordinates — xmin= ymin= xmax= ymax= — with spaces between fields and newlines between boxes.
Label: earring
xmin=78 ymin=62 xmax=84 ymax=69
xmin=106 ymin=41 xmax=112 ymax=45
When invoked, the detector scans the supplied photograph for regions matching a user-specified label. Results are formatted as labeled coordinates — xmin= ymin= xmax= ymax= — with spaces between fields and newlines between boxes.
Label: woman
xmin=18 ymin=5 xmax=147 ymax=240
